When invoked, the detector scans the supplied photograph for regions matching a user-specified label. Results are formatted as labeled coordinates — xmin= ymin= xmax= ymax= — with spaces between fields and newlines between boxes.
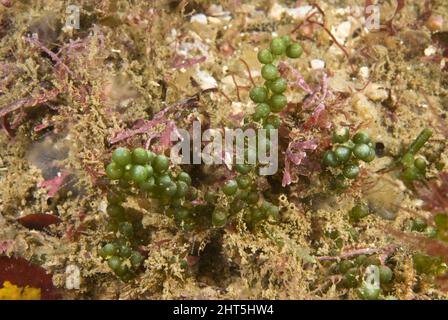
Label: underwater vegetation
xmin=0 ymin=0 xmax=448 ymax=300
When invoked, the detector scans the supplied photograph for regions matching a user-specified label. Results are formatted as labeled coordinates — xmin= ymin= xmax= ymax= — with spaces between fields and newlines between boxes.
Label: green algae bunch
xmin=323 ymin=128 xmax=375 ymax=188
xmin=101 ymin=186 xmax=148 ymax=280
xmin=209 ymin=170 xmax=279 ymax=229
xmin=105 ymin=147 xmax=194 ymax=206
xmin=399 ymin=128 xmax=432 ymax=183
xmin=333 ymin=256 xmax=395 ymax=299
xmin=202 ymin=147 xmax=280 ymax=230
xmin=252 ymin=36 xmax=304 ymax=125
xmin=100 ymin=240 xmax=144 ymax=281
xmin=103 ymin=146 xmax=199 ymax=277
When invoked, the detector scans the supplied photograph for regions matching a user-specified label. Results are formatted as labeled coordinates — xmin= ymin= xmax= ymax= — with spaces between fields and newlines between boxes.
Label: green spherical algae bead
xmin=364 ymin=147 xmax=376 ymax=163
xmin=353 ymin=131 xmax=370 ymax=144
xmin=119 ymin=245 xmax=132 ymax=258
xmin=112 ymin=147 xmax=132 ymax=166
xmin=257 ymin=48 xmax=274 ymax=64
xmin=157 ymin=174 xmax=172 ymax=188
xmin=249 ymin=86 xmax=268 ymax=103
xmin=261 ymin=64 xmax=278 ymax=80
xmin=266 ymin=205 xmax=280 ymax=220
xmin=264 ymin=79 xmax=273 ymax=89
xmin=177 ymin=172 xmax=192 ymax=186
xmin=114 ymin=261 xmax=129 ymax=277
xmin=355 ymin=255 xmax=368 ymax=266
xmin=270 ymin=37 xmax=286 ymax=55
xmin=353 ymin=143 xmax=371 ymax=161
xmin=100 ymin=243 xmax=117 ymax=258
xmin=139 ymin=176 xmax=156 ymax=191
xmin=286 ymin=43 xmax=303 ymax=58
xmin=379 ymin=265 xmax=393 ymax=283
xmin=236 ymin=175 xmax=251 ymax=189
xmin=343 ymin=268 xmax=359 ymax=288
xmin=349 ymin=203 xmax=370 ymax=221
xmin=265 ymin=114 xmax=281 ymax=128
xmin=132 ymin=147 xmax=148 ymax=164
xmin=145 ymin=165 xmax=154 ymax=177
xmin=269 ymin=77 xmax=287 ymax=94
xmin=107 ymin=256 xmax=122 ymax=271
xmin=212 ymin=210 xmax=227 ymax=227
xmin=107 ymin=204 xmax=125 ymax=219
xmin=334 ymin=146 xmax=352 ymax=163
xmin=253 ymin=103 xmax=271 ymax=121
xmin=163 ymin=182 xmax=178 ymax=198
xmin=106 ymin=162 xmax=123 ymax=180
xmin=269 ymin=94 xmax=287 ymax=113
xmin=343 ymin=140 xmax=356 ymax=150
xmin=280 ymin=35 xmax=291 ymax=46
xmin=235 ymin=163 xmax=251 ymax=175
xmin=230 ymin=199 xmax=245 ymax=214
xmin=246 ymin=191 xmax=259 ymax=205
xmin=261 ymin=201 xmax=273 ymax=213
xmin=146 ymin=150 xmax=155 ymax=163
xmin=414 ymin=157 xmax=427 ymax=172
xmin=323 ymin=150 xmax=338 ymax=167
xmin=332 ymin=127 xmax=350 ymax=144
xmin=264 ymin=124 xmax=276 ymax=135
xmin=338 ymin=260 xmax=355 ymax=273
xmin=174 ymin=181 xmax=188 ymax=198
xmin=222 ymin=180 xmax=238 ymax=196
xmin=204 ymin=191 xmax=218 ymax=204
xmin=130 ymin=251 xmax=144 ymax=268
xmin=130 ymin=165 xmax=148 ymax=184
xmin=343 ymin=164 xmax=360 ymax=179
xmin=152 ymin=155 xmax=169 ymax=173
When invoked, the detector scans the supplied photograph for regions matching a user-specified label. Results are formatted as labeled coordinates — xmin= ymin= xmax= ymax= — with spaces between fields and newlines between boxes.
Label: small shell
xmin=364 ymin=176 xmax=405 ymax=221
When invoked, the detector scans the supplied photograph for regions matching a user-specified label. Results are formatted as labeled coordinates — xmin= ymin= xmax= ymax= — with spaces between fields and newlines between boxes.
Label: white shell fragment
xmin=359 ymin=66 xmax=370 ymax=79
xmin=331 ymin=21 xmax=352 ymax=44
xmin=286 ymin=6 xmax=315 ymax=20
xmin=310 ymin=59 xmax=325 ymax=69
xmin=190 ymin=14 xmax=208 ymax=25
xmin=424 ymin=45 xmax=437 ymax=56
xmin=194 ymin=69 xmax=218 ymax=90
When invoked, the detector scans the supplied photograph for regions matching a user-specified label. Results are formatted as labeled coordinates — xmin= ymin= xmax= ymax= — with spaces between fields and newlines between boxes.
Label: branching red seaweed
xmin=282 ymin=139 xmax=319 ymax=187
xmin=38 ymin=171 xmax=70 ymax=197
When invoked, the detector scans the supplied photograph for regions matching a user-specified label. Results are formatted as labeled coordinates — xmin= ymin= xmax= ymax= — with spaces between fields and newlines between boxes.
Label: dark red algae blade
xmin=0 ymin=256 xmax=61 ymax=299
xmin=17 ymin=213 xmax=61 ymax=230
